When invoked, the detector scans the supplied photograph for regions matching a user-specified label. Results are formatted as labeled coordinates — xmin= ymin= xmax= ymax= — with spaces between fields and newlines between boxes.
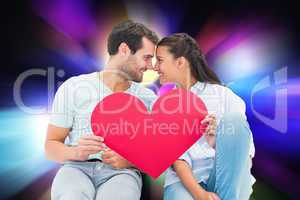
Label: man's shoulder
xmin=60 ymin=72 xmax=98 ymax=87
xmin=70 ymin=72 xmax=98 ymax=82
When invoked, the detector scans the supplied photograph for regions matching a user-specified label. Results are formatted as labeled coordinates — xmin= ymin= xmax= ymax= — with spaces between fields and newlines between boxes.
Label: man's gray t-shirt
xmin=49 ymin=72 xmax=157 ymax=159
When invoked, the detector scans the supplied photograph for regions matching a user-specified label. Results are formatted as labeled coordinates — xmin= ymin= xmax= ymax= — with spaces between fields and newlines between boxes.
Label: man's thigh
xmin=51 ymin=166 xmax=95 ymax=200
xmin=95 ymin=173 xmax=142 ymax=200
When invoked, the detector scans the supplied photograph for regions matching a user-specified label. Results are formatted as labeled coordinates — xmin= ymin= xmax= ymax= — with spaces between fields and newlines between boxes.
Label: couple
xmin=45 ymin=20 xmax=255 ymax=200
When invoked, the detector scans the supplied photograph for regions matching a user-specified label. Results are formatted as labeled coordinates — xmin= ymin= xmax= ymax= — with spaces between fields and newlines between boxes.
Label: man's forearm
xmin=173 ymin=160 xmax=206 ymax=199
xmin=45 ymin=140 xmax=76 ymax=163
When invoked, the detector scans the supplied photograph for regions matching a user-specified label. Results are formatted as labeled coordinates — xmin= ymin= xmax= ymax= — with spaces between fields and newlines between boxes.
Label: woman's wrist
xmin=191 ymin=185 xmax=207 ymax=200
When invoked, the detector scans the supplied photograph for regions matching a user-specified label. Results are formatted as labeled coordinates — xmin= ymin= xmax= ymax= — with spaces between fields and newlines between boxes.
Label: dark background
xmin=1 ymin=0 xmax=299 ymax=199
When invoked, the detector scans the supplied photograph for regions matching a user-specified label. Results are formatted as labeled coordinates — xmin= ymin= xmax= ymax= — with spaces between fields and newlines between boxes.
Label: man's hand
xmin=201 ymin=114 xmax=217 ymax=148
xmin=102 ymin=149 xmax=133 ymax=169
xmin=73 ymin=135 xmax=105 ymax=161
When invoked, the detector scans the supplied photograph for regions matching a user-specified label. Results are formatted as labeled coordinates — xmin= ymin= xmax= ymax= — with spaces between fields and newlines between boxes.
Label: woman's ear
xmin=176 ymin=56 xmax=187 ymax=70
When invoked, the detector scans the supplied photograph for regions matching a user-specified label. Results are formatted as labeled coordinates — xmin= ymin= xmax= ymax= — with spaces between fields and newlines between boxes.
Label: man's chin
xmin=132 ymin=76 xmax=143 ymax=83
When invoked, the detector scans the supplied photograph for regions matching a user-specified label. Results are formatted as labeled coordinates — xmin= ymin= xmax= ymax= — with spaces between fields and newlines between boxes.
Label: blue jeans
xmin=164 ymin=113 xmax=255 ymax=200
xmin=51 ymin=161 xmax=142 ymax=200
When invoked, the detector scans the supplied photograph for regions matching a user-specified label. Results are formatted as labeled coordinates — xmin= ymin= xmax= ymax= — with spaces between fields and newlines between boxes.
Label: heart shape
xmin=91 ymin=88 xmax=208 ymax=178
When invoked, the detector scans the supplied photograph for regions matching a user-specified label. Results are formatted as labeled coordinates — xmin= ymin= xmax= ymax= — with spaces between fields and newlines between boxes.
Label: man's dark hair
xmin=107 ymin=20 xmax=159 ymax=55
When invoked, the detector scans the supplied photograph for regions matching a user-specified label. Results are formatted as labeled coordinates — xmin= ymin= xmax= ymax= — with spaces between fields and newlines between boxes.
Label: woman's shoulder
xmin=198 ymin=82 xmax=246 ymax=113
xmin=201 ymin=82 xmax=241 ymax=98
xmin=194 ymin=82 xmax=231 ymax=96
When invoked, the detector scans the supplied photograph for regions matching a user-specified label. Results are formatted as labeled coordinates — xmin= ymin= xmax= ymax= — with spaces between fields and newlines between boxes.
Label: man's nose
xmin=152 ymin=62 xmax=159 ymax=71
xmin=146 ymin=63 xmax=154 ymax=70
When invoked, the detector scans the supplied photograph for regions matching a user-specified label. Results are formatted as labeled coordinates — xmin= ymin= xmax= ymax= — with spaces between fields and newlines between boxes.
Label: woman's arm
xmin=173 ymin=160 xmax=207 ymax=199
xmin=173 ymin=160 xmax=220 ymax=200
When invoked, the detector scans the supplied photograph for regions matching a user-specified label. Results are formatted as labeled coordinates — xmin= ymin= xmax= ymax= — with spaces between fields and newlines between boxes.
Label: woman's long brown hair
xmin=157 ymin=33 xmax=221 ymax=84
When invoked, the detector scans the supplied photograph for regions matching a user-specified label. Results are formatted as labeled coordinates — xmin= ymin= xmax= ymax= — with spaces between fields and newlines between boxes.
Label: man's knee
xmin=96 ymin=174 xmax=141 ymax=200
xmin=52 ymin=190 xmax=94 ymax=200
xmin=51 ymin=166 xmax=95 ymax=200
xmin=110 ymin=187 xmax=140 ymax=200
xmin=52 ymin=182 xmax=95 ymax=200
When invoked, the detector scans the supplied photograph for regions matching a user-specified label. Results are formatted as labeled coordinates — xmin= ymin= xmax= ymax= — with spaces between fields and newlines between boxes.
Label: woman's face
xmin=154 ymin=46 xmax=180 ymax=85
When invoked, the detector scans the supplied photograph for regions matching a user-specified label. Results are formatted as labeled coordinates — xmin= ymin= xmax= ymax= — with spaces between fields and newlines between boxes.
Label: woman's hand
xmin=196 ymin=191 xmax=220 ymax=200
xmin=201 ymin=114 xmax=217 ymax=148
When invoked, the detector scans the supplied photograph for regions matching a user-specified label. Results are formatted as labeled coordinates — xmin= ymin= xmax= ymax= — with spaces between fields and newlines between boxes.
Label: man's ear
xmin=118 ymin=42 xmax=130 ymax=56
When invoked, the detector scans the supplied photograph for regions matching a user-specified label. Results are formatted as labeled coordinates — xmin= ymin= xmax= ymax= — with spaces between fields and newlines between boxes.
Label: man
xmin=45 ymin=20 xmax=159 ymax=200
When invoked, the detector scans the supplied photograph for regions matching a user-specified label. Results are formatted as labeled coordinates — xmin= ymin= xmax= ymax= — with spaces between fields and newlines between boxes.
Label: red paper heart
xmin=91 ymin=88 xmax=208 ymax=178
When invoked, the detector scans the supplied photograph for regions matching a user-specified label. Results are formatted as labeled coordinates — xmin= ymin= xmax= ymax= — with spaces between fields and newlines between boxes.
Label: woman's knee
xmin=218 ymin=112 xmax=251 ymax=140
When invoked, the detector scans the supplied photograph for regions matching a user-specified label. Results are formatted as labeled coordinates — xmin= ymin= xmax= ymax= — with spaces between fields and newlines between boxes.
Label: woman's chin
xmin=159 ymin=77 xmax=169 ymax=85
xmin=160 ymin=79 xmax=176 ymax=86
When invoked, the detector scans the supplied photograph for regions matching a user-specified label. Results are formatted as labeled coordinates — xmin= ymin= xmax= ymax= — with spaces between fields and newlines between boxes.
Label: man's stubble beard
xmin=123 ymin=58 xmax=143 ymax=83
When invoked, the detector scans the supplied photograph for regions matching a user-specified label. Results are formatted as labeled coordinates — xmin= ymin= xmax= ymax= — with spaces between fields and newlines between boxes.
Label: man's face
xmin=124 ymin=37 xmax=155 ymax=82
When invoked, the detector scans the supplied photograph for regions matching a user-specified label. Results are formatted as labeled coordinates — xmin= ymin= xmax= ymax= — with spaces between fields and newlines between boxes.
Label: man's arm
xmin=45 ymin=124 xmax=104 ymax=163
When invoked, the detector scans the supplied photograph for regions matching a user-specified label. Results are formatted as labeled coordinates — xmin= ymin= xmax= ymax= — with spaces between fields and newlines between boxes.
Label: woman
xmin=153 ymin=33 xmax=255 ymax=200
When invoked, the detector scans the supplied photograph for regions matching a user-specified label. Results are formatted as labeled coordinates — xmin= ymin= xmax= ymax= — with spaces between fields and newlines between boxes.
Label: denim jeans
xmin=164 ymin=113 xmax=255 ymax=200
